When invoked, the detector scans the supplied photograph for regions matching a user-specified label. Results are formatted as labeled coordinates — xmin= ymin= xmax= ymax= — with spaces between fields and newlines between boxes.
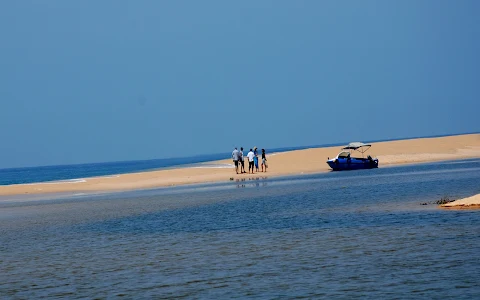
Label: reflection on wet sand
xmin=235 ymin=176 xmax=269 ymax=188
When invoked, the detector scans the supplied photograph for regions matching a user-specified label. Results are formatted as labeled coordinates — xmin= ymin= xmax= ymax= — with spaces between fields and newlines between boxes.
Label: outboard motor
xmin=367 ymin=155 xmax=374 ymax=166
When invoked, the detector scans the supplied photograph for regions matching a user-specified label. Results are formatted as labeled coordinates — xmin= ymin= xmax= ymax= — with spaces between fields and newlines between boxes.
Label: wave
xmin=47 ymin=179 xmax=87 ymax=184
xmin=21 ymin=178 xmax=87 ymax=186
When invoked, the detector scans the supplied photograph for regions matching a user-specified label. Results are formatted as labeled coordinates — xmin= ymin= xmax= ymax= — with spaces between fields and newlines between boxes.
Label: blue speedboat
xmin=326 ymin=142 xmax=379 ymax=171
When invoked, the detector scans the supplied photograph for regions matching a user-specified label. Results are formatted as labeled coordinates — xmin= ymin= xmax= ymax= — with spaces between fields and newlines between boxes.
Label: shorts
xmin=233 ymin=160 xmax=238 ymax=166
xmin=262 ymin=158 xmax=267 ymax=165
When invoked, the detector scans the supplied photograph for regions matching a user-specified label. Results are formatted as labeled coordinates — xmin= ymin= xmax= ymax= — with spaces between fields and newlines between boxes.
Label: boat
xmin=326 ymin=142 xmax=379 ymax=171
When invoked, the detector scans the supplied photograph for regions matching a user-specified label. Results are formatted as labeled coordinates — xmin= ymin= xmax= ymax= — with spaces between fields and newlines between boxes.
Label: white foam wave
xmin=18 ymin=174 xmax=123 ymax=186
xmin=21 ymin=178 xmax=87 ymax=185
xmin=48 ymin=179 xmax=87 ymax=184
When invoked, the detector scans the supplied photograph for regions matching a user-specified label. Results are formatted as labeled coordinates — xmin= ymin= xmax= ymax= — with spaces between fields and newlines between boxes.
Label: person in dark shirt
xmin=261 ymin=149 xmax=268 ymax=172
xmin=239 ymin=147 xmax=246 ymax=173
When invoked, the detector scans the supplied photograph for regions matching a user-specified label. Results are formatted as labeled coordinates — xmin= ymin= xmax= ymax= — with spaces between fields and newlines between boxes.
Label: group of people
xmin=231 ymin=147 xmax=267 ymax=174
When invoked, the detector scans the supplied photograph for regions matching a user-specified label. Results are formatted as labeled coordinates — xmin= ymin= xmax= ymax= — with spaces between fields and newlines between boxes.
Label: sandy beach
xmin=0 ymin=133 xmax=479 ymax=196
xmin=441 ymin=193 xmax=480 ymax=209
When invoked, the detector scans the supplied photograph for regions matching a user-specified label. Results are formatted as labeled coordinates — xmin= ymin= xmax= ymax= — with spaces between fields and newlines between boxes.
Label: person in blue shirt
xmin=253 ymin=147 xmax=259 ymax=172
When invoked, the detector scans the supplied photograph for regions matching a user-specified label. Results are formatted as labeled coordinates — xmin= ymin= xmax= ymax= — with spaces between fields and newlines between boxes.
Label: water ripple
xmin=1 ymin=160 xmax=480 ymax=298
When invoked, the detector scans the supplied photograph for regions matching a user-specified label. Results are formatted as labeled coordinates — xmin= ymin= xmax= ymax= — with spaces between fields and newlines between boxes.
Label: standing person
xmin=261 ymin=149 xmax=268 ymax=172
xmin=239 ymin=147 xmax=246 ymax=173
xmin=232 ymin=147 xmax=240 ymax=174
xmin=247 ymin=149 xmax=255 ymax=174
xmin=253 ymin=147 xmax=259 ymax=172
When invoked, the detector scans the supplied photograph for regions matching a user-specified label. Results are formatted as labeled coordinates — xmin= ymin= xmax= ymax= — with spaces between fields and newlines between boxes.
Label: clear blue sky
xmin=0 ymin=1 xmax=479 ymax=168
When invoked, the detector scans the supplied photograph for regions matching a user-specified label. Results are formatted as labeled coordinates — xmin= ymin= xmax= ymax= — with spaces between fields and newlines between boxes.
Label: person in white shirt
xmin=247 ymin=149 xmax=255 ymax=174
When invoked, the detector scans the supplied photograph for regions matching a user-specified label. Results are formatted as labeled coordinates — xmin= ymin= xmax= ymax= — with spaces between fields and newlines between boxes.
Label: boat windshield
xmin=338 ymin=151 xmax=350 ymax=158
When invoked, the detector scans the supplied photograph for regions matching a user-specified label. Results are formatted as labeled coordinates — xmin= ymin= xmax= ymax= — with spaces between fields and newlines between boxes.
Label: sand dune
xmin=0 ymin=134 xmax=479 ymax=196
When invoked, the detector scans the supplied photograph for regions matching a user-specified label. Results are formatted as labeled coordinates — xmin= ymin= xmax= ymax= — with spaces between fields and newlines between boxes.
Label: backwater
xmin=1 ymin=159 xmax=480 ymax=298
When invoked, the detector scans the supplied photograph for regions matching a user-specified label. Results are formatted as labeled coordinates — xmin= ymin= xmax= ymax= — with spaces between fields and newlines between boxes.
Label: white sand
xmin=441 ymin=193 xmax=480 ymax=208
xmin=0 ymin=133 xmax=479 ymax=196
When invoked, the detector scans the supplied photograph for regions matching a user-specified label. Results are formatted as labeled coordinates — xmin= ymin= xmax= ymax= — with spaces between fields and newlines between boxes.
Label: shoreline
xmin=0 ymin=133 xmax=479 ymax=197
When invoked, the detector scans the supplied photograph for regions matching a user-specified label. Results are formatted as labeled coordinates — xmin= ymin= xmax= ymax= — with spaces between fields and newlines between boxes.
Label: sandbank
xmin=441 ymin=193 xmax=480 ymax=209
xmin=0 ymin=133 xmax=479 ymax=197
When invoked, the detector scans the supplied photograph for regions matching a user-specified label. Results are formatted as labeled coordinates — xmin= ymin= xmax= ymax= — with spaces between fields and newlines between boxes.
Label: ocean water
xmin=1 ymin=159 xmax=480 ymax=298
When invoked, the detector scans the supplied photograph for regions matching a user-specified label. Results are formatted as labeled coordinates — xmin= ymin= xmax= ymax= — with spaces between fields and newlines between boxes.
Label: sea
xmin=1 ymin=158 xmax=480 ymax=298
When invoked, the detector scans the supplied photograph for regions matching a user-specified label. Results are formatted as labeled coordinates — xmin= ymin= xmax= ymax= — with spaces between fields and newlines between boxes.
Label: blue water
xmin=1 ymin=159 xmax=480 ymax=298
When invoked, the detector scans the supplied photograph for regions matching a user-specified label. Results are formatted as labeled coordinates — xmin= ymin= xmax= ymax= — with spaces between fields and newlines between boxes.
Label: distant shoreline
xmin=0 ymin=133 xmax=479 ymax=197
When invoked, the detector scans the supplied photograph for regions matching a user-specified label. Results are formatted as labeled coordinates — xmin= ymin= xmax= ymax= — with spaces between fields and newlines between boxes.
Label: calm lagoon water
xmin=1 ymin=160 xmax=480 ymax=298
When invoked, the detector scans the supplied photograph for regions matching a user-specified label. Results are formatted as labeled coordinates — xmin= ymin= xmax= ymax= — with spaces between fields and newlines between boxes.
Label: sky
xmin=0 ymin=1 xmax=479 ymax=168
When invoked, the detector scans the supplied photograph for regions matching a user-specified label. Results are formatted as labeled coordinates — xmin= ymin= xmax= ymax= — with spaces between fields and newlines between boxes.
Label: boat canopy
xmin=342 ymin=142 xmax=371 ymax=153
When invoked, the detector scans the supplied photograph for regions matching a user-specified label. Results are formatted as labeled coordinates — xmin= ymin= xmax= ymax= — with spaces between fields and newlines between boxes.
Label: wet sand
xmin=0 ymin=134 xmax=479 ymax=196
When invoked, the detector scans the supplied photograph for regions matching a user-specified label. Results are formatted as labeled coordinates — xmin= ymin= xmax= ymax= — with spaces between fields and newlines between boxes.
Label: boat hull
xmin=327 ymin=157 xmax=379 ymax=171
